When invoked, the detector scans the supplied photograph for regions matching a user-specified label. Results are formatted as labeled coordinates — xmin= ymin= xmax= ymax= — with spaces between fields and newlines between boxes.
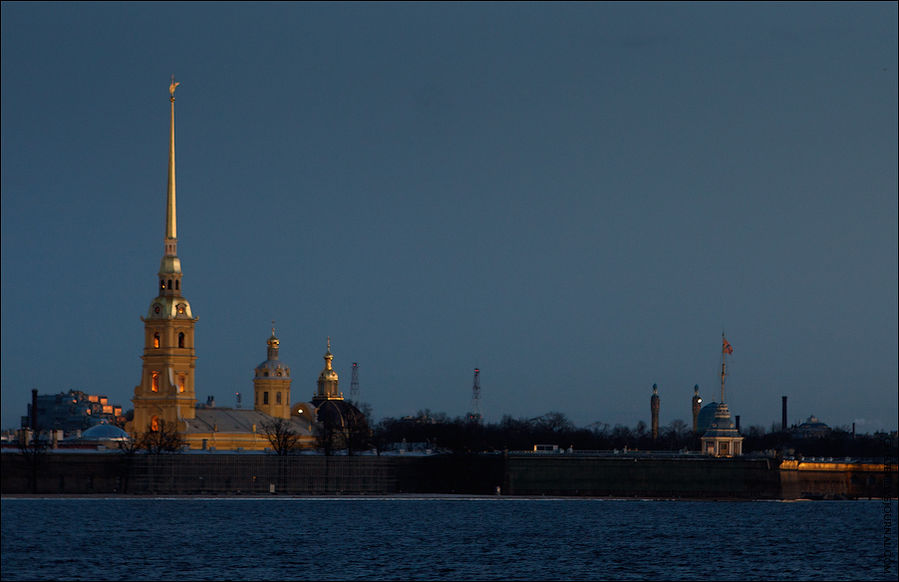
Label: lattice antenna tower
xmin=350 ymin=362 xmax=360 ymax=401
xmin=468 ymin=368 xmax=482 ymax=423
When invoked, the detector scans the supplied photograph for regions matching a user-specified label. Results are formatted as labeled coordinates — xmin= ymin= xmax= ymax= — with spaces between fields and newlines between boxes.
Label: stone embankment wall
xmin=1 ymin=452 xmax=895 ymax=499
xmin=503 ymin=454 xmax=781 ymax=498
xmin=777 ymin=459 xmax=894 ymax=499
xmin=0 ymin=453 xmax=502 ymax=496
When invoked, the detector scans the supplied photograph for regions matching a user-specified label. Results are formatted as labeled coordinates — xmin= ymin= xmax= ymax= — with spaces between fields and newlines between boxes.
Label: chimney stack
xmin=650 ymin=384 xmax=660 ymax=441
xmin=782 ymin=396 xmax=788 ymax=432
xmin=31 ymin=389 xmax=38 ymax=432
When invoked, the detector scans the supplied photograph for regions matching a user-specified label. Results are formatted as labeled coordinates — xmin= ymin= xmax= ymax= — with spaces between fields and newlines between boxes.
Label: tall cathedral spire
xmin=165 ymin=75 xmax=179 ymax=257
xmin=158 ymin=76 xmax=183 ymax=297
xmin=132 ymin=77 xmax=198 ymax=434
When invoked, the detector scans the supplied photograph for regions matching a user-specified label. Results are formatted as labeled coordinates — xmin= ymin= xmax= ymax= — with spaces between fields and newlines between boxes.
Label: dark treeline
xmin=369 ymin=410 xmax=898 ymax=459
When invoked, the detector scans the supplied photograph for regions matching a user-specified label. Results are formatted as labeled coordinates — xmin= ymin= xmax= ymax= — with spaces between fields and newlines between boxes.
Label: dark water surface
xmin=2 ymin=497 xmax=896 ymax=581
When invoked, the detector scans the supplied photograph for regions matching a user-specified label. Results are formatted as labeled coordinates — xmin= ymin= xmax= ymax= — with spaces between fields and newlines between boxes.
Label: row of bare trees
xmin=367 ymin=410 xmax=898 ymax=457
xmin=259 ymin=413 xmax=373 ymax=456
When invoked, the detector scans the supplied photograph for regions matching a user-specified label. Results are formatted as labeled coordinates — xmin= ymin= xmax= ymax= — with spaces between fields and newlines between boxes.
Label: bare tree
xmin=260 ymin=418 xmax=301 ymax=455
xmin=534 ymin=412 xmax=574 ymax=433
xmin=116 ymin=433 xmax=140 ymax=494
xmin=16 ymin=430 xmax=49 ymax=493
xmin=343 ymin=409 xmax=372 ymax=456
xmin=314 ymin=418 xmax=339 ymax=456
xmin=138 ymin=419 xmax=185 ymax=454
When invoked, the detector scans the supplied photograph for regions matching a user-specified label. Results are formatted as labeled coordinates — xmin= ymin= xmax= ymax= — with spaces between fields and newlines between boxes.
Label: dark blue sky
xmin=2 ymin=2 xmax=897 ymax=433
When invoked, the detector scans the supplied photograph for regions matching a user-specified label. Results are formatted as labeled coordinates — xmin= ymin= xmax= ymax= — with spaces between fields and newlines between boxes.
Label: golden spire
xmin=324 ymin=337 xmax=333 ymax=370
xmin=164 ymin=75 xmax=178 ymax=256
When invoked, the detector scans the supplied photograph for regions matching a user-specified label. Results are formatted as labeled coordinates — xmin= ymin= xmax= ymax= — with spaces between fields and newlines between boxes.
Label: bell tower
xmin=254 ymin=325 xmax=292 ymax=419
xmin=132 ymin=77 xmax=198 ymax=433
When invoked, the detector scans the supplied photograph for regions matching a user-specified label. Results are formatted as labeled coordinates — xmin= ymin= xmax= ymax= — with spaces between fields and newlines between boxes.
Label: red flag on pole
xmin=723 ymin=337 xmax=734 ymax=354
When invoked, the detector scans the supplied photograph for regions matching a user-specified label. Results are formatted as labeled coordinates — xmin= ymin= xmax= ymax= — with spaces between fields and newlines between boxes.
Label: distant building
xmin=700 ymin=402 xmax=744 ymax=457
xmin=698 ymin=335 xmax=744 ymax=457
xmin=167 ymin=330 xmax=316 ymax=451
xmin=61 ymin=422 xmax=132 ymax=450
xmin=695 ymin=401 xmax=719 ymax=435
xmin=21 ymin=389 xmax=124 ymax=435
xmin=791 ymin=415 xmax=832 ymax=439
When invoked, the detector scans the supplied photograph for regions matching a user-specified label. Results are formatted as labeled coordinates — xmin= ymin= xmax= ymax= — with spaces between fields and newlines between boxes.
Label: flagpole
xmin=720 ymin=332 xmax=727 ymax=404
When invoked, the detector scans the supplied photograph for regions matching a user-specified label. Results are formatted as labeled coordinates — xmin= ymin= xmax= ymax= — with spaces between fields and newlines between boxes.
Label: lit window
xmin=151 ymin=372 xmax=159 ymax=392
xmin=178 ymin=376 xmax=185 ymax=393
xmin=153 ymin=333 xmax=160 ymax=348
xmin=150 ymin=416 xmax=159 ymax=431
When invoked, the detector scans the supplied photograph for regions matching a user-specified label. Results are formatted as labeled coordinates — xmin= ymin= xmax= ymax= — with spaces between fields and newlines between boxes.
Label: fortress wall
xmin=503 ymin=455 xmax=781 ymax=498
xmin=1 ymin=452 xmax=126 ymax=494
xmin=2 ymin=452 xmax=895 ymax=498
xmin=0 ymin=453 xmax=503 ymax=496
xmin=129 ymin=454 xmax=410 ymax=495
xmin=777 ymin=461 xmax=896 ymax=499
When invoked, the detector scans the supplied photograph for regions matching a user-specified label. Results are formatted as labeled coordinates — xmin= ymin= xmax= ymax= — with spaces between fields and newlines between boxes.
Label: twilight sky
xmin=2 ymin=2 xmax=897 ymax=433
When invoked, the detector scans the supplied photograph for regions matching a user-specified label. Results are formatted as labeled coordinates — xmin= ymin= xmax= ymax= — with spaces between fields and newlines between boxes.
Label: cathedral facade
xmin=125 ymin=82 xmax=364 ymax=452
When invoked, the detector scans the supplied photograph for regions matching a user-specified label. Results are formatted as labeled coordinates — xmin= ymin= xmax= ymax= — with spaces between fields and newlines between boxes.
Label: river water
xmin=1 ymin=497 xmax=896 ymax=581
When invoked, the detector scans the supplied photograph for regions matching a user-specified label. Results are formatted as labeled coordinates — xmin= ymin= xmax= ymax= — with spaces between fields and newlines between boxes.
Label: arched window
xmin=263 ymin=392 xmax=269 ymax=405
xmin=178 ymin=376 xmax=185 ymax=393
xmin=160 ymin=279 xmax=165 ymax=290
xmin=178 ymin=332 xmax=185 ymax=348
xmin=167 ymin=279 xmax=173 ymax=290
xmin=150 ymin=416 xmax=160 ymax=432
xmin=151 ymin=371 xmax=159 ymax=392
xmin=276 ymin=392 xmax=282 ymax=404
xmin=153 ymin=333 xmax=160 ymax=348
xmin=175 ymin=280 xmax=179 ymax=290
